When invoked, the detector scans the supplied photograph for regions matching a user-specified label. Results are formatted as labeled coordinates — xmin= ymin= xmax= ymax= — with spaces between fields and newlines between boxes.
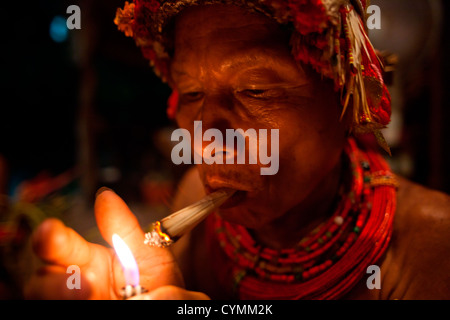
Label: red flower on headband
xmin=141 ymin=46 xmax=157 ymax=61
xmin=132 ymin=2 xmax=156 ymax=47
xmin=114 ymin=1 xmax=135 ymax=37
xmin=265 ymin=0 xmax=329 ymax=35
xmin=143 ymin=0 xmax=161 ymax=13
xmin=287 ymin=0 xmax=328 ymax=35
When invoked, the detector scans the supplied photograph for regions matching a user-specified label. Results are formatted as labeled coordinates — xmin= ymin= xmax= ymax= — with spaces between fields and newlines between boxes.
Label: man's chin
xmin=216 ymin=202 xmax=268 ymax=230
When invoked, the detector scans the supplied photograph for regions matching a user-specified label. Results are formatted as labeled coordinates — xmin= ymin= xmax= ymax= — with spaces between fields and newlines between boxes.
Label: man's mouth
xmin=220 ymin=190 xmax=247 ymax=208
xmin=204 ymin=178 xmax=251 ymax=209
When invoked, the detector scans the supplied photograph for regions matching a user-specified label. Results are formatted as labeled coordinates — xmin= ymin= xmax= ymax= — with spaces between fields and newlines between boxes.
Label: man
xmin=25 ymin=0 xmax=450 ymax=299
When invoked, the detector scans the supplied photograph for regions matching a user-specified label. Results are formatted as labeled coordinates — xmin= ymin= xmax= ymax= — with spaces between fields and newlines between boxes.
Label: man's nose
xmin=193 ymin=94 xmax=238 ymax=163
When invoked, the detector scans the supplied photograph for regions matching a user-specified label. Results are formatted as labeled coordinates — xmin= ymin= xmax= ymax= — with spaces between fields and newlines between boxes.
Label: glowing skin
xmin=170 ymin=4 xmax=349 ymax=248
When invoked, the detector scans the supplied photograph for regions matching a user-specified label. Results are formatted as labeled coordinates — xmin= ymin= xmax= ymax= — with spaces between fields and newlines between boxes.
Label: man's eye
xmin=181 ymin=91 xmax=204 ymax=102
xmin=239 ymin=89 xmax=272 ymax=99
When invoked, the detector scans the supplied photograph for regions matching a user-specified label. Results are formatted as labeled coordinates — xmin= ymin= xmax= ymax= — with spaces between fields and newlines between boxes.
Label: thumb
xmin=94 ymin=187 xmax=145 ymax=252
xmin=94 ymin=187 xmax=184 ymax=290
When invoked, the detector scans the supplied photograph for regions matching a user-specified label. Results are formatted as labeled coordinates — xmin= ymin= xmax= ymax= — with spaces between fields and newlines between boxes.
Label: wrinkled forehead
xmin=173 ymin=5 xmax=289 ymax=53
xmin=169 ymin=4 xmax=290 ymax=56
xmin=174 ymin=4 xmax=281 ymax=34
xmin=170 ymin=5 xmax=302 ymax=81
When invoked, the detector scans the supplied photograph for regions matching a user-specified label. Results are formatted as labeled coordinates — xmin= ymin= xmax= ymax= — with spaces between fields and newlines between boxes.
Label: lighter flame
xmin=112 ymin=233 xmax=140 ymax=286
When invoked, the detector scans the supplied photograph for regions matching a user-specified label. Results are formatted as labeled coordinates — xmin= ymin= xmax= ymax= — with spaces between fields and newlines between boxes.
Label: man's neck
xmin=250 ymin=156 xmax=345 ymax=249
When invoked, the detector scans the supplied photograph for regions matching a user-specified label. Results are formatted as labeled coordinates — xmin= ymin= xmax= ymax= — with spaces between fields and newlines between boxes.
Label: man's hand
xmin=24 ymin=188 xmax=200 ymax=299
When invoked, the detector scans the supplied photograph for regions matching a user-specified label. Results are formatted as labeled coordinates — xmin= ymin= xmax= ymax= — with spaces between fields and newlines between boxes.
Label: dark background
xmin=0 ymin=0 xmax=175 ymax=203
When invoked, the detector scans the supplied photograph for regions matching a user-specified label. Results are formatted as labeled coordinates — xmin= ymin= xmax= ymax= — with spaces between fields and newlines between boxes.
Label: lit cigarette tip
xmin=144 ymin=188 xmax=235 ymax=248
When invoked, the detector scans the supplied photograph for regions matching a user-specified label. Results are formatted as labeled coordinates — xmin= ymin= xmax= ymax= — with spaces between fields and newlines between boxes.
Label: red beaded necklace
xmin=206 ymin=138 xmax=397 ymax=299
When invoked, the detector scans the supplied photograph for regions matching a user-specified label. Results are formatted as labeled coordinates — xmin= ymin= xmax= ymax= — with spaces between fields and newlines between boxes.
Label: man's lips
xmin=204 ymin=178 xmax=252 ymax=209
xmin=220 ymin=189 xmax=247 ymax=209
xmin=205 ymin=177 xmax=253 ymax=193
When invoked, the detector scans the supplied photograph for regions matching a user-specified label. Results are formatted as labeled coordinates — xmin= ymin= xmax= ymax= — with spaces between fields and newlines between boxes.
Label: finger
xmin=128 ymin=285 xmax=210 ymax=300
xmin=32 ymin=218 xmax=93 ymax=267
xmin=94 ymin=188 xmax=185 ymax=290
xmin=24 ymin=265 xmax=92 ymax=300
xmin=94 ymin=187 xmax=145 ymax=253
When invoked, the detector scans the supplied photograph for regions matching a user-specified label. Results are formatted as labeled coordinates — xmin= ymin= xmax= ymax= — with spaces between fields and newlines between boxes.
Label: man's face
xmin=170 ymin=4 xmax=348 ymax=229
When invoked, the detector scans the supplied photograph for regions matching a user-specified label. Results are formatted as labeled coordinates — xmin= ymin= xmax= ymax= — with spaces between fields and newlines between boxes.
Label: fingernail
xmin=95 ymin=186 xmax=115 ymax=198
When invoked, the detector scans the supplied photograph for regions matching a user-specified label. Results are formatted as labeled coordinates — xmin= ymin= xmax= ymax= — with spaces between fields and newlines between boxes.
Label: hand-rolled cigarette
xmin=144 ymin=188 xmax=235 ymax=248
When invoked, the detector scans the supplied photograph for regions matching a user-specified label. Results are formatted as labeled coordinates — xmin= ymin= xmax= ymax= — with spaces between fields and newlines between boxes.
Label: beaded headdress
xmin=114 ymin=0 xmax=392 ymax=153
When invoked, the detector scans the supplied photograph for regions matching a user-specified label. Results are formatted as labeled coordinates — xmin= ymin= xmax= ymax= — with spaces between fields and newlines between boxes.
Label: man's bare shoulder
xmin=398 ymin=177 xmax=450 ymax=222
xmin=395 ymin=176 xmax=450 ymax=237
xmin=382 ymin=176 xmax=450 ymax=299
